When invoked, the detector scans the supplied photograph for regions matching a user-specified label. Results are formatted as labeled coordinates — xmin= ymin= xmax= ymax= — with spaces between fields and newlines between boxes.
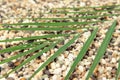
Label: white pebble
xmin=65 ymin=59 xmax=70 ymax=66
xmin=111 ymin=58 xmax=116 ymax=63
xmin=78 ymin=65 xmax=84 ymax=72
xmin=43 ymin=53 xmax=47 ymax=57
xmin=68 ymin=53 xmax=74 ymax=61
xmin=83 ymin=31 xmax=91 ymax=38
xmin=80 ymin=2 xmax=86 ymax=6
xmin=84 ymin=60 xmax=91 ymax=65
xmin=52 ymin=75 xmax=57 ymax=80
xmin=106 ymin=67 xmax=112 ymax=71
xmin=44 ymin=77 xmax=49 ymax=80
xmin=101 ymin=59 xmax=106 ymax=64
xmin=51 ymin=62 xmax=56 ymax=69
xmin=58 ymin=54 xmax=64 ymax=61
xmin=53 ymin=68 xmax=62 ymax=75
xmin=98 ymin=66 xmax=104 ymax=74
xmin=102 ymin=77 xmax=107 ymax=80
xmin=61 ymin=65 xmax=66 ymax=70
xmin=56 ymin=63 xmax=60 ymax=68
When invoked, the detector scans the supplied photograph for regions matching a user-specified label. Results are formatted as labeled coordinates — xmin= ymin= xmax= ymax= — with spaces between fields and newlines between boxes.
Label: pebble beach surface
xmin=0 ymin=0 xmax=120 ymax=80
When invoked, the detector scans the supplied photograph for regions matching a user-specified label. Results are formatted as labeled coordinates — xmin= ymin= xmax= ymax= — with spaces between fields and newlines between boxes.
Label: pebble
xmin=98 ymin=66 xmax=104 ymax=74
xmin=53 ymin=68 xmax=62 ymax=75
xmin=52 ymin=75 xmax=58 ymax=80
xmin=111 ymin=58 xmax=116 ymax=63
xmin=78 ymin=65 xmax=84 ymax=72
xmin=20 ymin=77 xmax=26 ymax=80
xmin=101 ymin=59 xmax=106 ymax=64
xmin=102 ymin=77 xmax=107 ymax=80
xmin=58 ymin=54 xmax=65 ymax=61
xmin=68 ymin=53 xmax=74 ymax=62
xmin=50 ymin=62 xmax=56 ymax=69
xmin=106 ymin=67 xmax=112 ymax=72
xmin=61 ymin=65 xmax=66 ymax=70
xmin=14 ymin=61 xmax=21 ymax=66
xmin=8 ymin=62 xmax=15 ymax=68
xmin=6 ymin=77 xmax=15 ymax=80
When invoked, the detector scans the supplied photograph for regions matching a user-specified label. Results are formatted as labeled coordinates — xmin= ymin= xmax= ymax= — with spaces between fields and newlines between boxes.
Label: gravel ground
xmin=0 ymin=0 xmax=120 ymax=80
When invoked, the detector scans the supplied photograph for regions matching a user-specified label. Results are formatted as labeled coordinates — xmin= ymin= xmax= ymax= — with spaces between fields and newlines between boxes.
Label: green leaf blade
xmin=0 ymin=41 xmax=42 ymax=54
xmin=0 ymin=34 xmax=69 ymax=42
xmin=29 ymin=34 xmax=80 ymax=80
xmin=65 ymin=27 xmax=98 ymax=80
xmin=86 ymin=20 xmax=117 ymax=80
xmin=1 ymin=39 xmax=62 ymax=78
xmin=0 ymin=42 xmax=48 ymax=64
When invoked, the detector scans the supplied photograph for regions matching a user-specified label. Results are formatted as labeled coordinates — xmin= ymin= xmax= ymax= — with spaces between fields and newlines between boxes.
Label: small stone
xmin=44 ymin=77 xmax=49 ymax=80
xmin=14 ymin=61 xmax=21 ymax=66
xmin=101 ymin=59 xmax=106 ymax=64
xmin=106 ymin=67 xmax=112 ymax=71
xmin=61 ymin=65 xmax=66 ymax=70
xmin=41 ymin=55 xmax=46 ymax=61
xmin=68 ymin=53 xmax=74 ymax=62
xmin=52 ymin=75 xmax=57 ymax=80
xmin=111 ymin=58 xmax=116 ymax=63
xmin=65 ymin=59 xmax=70 ymax=66
xmin=78 ymin=66 xmax=84 ymax=72
xmin=50 ymin=62 xmax=56 ymax=69
xmin=113 ymin=33 xmax=118 ymax=38
xmin=64 ymin=53 xmax=68 ymax=58
xmin=102 ymin=77 xmax=107 ymax=80
xmin=80 ymin=2 xmax=86 ymax=7
xmin=35 ymin=59 xmax=42 ymax=63
xmin=56 ymin=63 xmax=60 ymax=68
xmin=20 ymin=77 xmax=26 ymax=80
xmin=6 ymin=77 xmax=14 ymax=80
xmin=73 ymin=78 xmax=78 ymax=80
xmin=53 ymin=68 xmax=62 ymax=75
xmin=8 ymin=62 xmax=15 ymax=68
xmin=58 ymin=54 xmax=64 ymax=61
xmin=98 ymin=66 xmax=104 ymax=74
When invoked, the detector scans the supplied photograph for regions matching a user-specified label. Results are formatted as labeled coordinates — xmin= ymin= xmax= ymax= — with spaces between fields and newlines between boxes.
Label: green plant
xmin=0 ymin=4 xmax=120 ymax=80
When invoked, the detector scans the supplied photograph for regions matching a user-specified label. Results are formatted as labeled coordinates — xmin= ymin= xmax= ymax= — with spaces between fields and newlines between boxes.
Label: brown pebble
xmin=14 ymin=61 xmax=21 ymax=66
xmin=20 ymin=77 xmax=26 ymax=80
xmin=93 ymin=65 xmax=99 ymax=76
xmin=35 ymin=59 xmax=42 ymax=63
xmin=113 ymin=33 xmax=118 ymax=38
xmin=64 ymin=53 xmax=68 ymax=58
